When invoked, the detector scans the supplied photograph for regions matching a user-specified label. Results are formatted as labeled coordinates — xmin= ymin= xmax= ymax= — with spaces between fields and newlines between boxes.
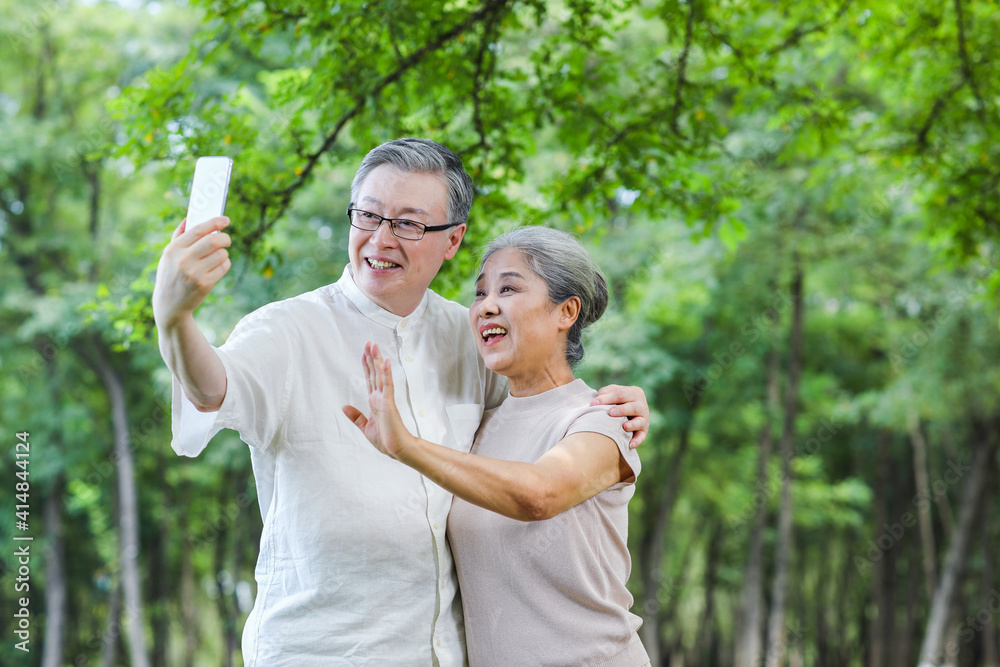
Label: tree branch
xmin=914 ymin=80 xmax=964 ymax=152
xmin=763 ymin=0 xmax=853 ymax=56
xmin=671 ymin=0 xmax=696 ymax=137
xmin=470 ymin=8 xmax=505 ymax=156
xmin=953 ymin=0 xmax=990 ymax=127
xmin=709 ymin=1 xmax=852 ymax=90
xmin=705 ymin=23 xmax=777 ymax=91
xmin=244 ymin=0 xmax=513 ymax=249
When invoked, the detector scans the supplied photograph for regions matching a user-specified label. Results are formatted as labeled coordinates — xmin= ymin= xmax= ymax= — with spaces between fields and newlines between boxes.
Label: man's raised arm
xmin=152 ymin=216 xmax=232 ymax=412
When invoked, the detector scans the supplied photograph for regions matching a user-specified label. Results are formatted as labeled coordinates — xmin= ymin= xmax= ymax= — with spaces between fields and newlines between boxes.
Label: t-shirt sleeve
xmin=170 ymin=372 xmax=225 ymax=457
xmin=565 ymin=406 xmax=641 ymax=485
xmin=169 ymin=306 xmax=292 ymax=457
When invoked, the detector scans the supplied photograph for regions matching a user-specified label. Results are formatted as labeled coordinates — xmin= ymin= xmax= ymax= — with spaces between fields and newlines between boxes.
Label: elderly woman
xmin=344 ymin=226 xmax=648 ymax=667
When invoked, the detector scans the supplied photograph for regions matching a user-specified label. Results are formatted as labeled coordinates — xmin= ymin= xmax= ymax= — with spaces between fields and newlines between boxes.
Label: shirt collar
xmin=338 ymin=265 xmax=431 ymax=329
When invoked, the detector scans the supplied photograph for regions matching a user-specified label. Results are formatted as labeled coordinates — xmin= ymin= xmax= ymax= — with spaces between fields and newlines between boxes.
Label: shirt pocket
xmin=445 ymin=403 xmax=484 ymax=452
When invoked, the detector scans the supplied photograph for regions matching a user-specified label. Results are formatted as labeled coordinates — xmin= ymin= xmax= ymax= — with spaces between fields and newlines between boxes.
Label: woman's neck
xmin=506 ymin=362 xmax=576 ymax=397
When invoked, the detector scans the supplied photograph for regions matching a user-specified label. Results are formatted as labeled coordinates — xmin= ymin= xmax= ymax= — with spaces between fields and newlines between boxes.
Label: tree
xmin=3 ymin=1 xmax=1000 ymax=664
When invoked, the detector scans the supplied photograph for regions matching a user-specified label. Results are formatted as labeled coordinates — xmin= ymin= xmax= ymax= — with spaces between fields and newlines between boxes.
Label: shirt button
xmin=406 ymin=355 xmax=414 ymax=363
xmin=436 ymin=638 xmax=442 ymax=647
xmin=433 ymin=521 xmax=440 ymax=530
xmin=400 ymin=320 xmax=408 ymax=329
xmin=440 ymin=579 xmax=446 ymax=589
xmin=418 ymin=409 xmax=426 ymax=418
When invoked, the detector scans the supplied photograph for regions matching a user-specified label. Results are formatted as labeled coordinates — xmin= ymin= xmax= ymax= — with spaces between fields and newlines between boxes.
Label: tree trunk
xmin=983 ymin=476 xmax=998 ymax=667
xmin=181 ymin=533 xmax=200 ymax=667
xmin=662 ymin=538 xmax=696 ymax=666
xmin=215 ymin=505 xmax=236 ymax=667
xmin=177 ymin=478 xmax=201 ymax=667
xmin=735 ymin=347 xmax=780 ymax=667
xmin=941 ymin=583 xmax=964 ymax=667
xmin=93 ymin=344 xmax=150 ymax=667
xmin=216 ymin=468 xmax=244 ymax=667
xmin=41 ymin=478 xmax=67 ymax=667
xmin=937 ymin=427 xmax=960 ymax=536
xmin=816 ymin=585 xmax=828 ymax=667
xmin=857 ymin=588 xmax=870 ymax=664
xmin=815 ymin=533 xmax=839 ymax=667
xmin=900 ymin=552 xmax=919 ymax=667
xmin=869 ymin=430 xmax=894 ymax=667
xmin=790 ymin=579 xmax=806 ymax=667
xmin=764 ymin=259 xmax=805 ymax=667
xmin=695 ymin=524 xmax=722 ymax=666
xmin=837 ymin=544 xmax=854 ymax=666
xmin=917 ymin=432 xmax=999 ymax=666
xmin=908 ymin=411 xmax=937 ymax=601
xmin=231 ymin=474 xmax=250 ymax=661
xmin=639 ymin=403 xmax=698 ymax=666
xmin=101 ymin=578 xmax=120 ymax=667
xmin=150 ymin=508 xmax=168 ymax=667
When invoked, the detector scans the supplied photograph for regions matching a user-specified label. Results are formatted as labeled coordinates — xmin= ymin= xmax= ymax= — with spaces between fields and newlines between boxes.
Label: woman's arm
xmin=404 ymin=430 xmax=632 ymax=521
xmin=342 ymin=343 xmax=633 ymax=522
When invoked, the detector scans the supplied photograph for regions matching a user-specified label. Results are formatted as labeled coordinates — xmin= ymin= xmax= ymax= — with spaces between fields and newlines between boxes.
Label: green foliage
xmin=3 ymin=0 xmax=1000 ymax=664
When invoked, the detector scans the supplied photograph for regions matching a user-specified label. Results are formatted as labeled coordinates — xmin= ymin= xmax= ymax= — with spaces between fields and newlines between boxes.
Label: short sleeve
xmin=170 ymin=372 xmax=225 ymax=457
xmin=169 ymin=305 xmax=292 ymax=456
xmin=565 ymin=406 xmax=641 ymax=485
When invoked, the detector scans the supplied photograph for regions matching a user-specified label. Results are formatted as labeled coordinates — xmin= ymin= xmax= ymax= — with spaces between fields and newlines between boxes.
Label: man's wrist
xmin=156 ymin=309 xmax=196 ymax=336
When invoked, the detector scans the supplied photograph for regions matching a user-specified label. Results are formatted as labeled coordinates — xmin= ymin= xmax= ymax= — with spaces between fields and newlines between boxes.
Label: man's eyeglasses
xmin=347 ymin=207 xmax=458 ymax=241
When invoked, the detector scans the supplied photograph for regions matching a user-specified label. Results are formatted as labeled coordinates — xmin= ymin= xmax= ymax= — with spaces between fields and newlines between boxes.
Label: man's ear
xmin=557 ymin=297 xmax=581 ymax=332
xmin=442 ymin=224 xmax=467 ymax=260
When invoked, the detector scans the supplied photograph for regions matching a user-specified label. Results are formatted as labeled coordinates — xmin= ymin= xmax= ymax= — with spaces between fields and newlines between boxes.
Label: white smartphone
xmin=186 ymin=156 xmax=233 ymax=227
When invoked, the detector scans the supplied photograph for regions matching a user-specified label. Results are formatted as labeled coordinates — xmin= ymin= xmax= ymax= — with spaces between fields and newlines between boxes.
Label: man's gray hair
xmin=480 ymin=226 xmax=609 ymax=368
xmin=350 ymin=138 xmax=474 ymax=226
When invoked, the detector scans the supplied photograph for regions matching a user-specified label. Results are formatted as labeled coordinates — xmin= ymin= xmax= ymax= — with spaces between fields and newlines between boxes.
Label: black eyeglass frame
xmin=346 ymin=207 xmax=459 ymax=240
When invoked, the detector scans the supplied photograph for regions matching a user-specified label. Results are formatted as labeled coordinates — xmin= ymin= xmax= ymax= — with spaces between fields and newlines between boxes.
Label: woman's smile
xmin=479 ymin=322 xmax=509 ymax=346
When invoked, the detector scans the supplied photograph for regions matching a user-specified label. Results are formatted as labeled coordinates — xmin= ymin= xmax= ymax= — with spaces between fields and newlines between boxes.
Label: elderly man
xmin=153 ymin=138 xmax=649 ymax=666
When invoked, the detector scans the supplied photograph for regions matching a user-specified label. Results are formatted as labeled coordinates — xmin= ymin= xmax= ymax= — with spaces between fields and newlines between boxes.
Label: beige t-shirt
xmin=447 ymin=379 xmax=648 ymax=667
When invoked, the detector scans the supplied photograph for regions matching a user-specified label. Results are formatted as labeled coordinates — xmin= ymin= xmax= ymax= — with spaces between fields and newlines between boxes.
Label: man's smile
xmin=366 ymin=257 xmax=402 ymax=270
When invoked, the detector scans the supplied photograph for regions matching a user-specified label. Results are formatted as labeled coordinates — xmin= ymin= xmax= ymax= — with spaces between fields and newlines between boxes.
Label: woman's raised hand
xmin=342 ymin=342 xmax=416 ymax=459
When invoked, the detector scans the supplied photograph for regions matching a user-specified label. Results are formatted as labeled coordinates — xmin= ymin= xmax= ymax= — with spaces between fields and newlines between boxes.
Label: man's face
xmin=348 ymin=164 xmax=466 ymax=316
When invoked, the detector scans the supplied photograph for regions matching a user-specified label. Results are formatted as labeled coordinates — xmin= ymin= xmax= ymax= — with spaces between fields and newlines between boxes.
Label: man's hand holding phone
xmin=151 ymin=157 xmax=234 ymax=413
xmin=153 ymin=156 xmax=234 ymax=328
xmin=152 ymin=217 xmax=232 ymax=328
xmin=152 ymin=217 xmax=232 ymax=412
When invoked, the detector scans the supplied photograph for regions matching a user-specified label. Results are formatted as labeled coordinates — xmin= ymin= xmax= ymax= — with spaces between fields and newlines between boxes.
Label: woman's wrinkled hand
xmin=342 ymin=342 xmax=416 ymax=459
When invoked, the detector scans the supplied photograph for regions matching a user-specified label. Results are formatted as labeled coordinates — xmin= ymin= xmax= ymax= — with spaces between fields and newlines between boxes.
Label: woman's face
xmin=469 ymin=247 xmax=577 ymax=392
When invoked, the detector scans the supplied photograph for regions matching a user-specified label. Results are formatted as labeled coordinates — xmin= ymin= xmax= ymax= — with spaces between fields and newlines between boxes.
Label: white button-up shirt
xmin=171 ymin=267 xmax=507 ymax=666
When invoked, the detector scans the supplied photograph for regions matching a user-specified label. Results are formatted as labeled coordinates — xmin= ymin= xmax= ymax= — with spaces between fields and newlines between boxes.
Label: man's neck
xmin=346 ymin=265 xmax=426 ymax=317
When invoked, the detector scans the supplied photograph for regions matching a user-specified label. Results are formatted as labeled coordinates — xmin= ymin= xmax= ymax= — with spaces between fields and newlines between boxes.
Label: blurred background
xmin=1 ymin=0 xmax=999 ymax=665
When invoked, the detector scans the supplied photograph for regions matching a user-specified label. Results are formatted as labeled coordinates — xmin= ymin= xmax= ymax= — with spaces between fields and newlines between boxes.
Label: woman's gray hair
xmin=350 ymin=138 xmax=474 ymax=226
xmin=480 ymin=226 xmax=609 ymax=368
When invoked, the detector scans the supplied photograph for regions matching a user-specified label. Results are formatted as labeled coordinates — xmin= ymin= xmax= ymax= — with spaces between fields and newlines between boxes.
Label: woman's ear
xmin=557 ymin=297 xmax=581 ymax=331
